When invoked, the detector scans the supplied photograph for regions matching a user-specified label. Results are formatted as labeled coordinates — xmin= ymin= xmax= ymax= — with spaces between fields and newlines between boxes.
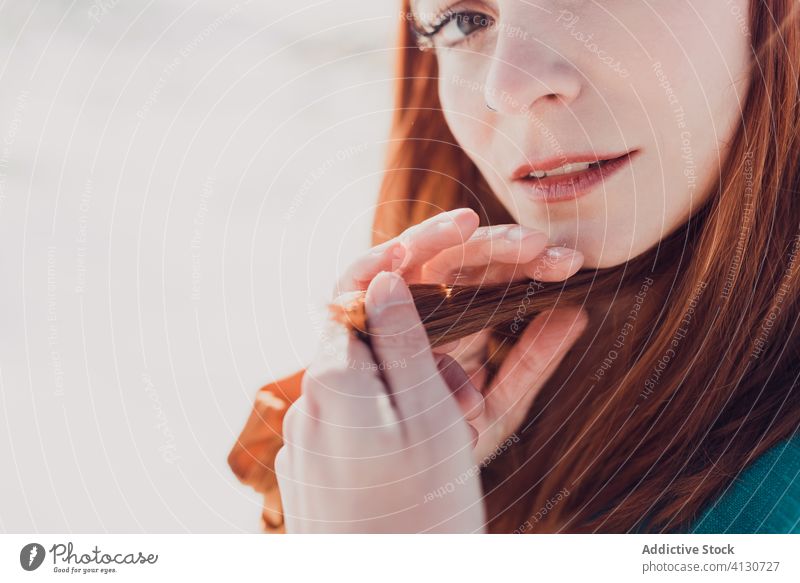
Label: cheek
xmin=437 ymin=63 xmax=496 ymax=153
xmin=630 ymin=3 xmax=751 ymax=220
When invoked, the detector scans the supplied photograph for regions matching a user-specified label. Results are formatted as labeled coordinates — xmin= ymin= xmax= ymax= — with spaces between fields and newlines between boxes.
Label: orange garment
xmin=227 ymin=369 xmax=304 ymax=533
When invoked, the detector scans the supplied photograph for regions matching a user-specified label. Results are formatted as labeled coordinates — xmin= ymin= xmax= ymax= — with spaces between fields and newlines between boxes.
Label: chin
xmin=566 ymin=232 xmax=636 ymax=270
xmin=579 ymin=236 xmax=656 ymax=269
xmin=510 ymin=207 xmax=644 ymax=269
xmin=581 ymin=253 xmax=626 ymax=269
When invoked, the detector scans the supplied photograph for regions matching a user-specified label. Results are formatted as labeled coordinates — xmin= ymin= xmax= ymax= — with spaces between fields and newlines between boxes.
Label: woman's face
xmin=412 ymin=0 xmax=752 ymax=268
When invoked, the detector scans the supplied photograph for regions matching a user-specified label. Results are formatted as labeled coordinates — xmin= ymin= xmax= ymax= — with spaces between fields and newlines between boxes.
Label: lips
xmin=512 ymin=150 xmax=638 ymax=203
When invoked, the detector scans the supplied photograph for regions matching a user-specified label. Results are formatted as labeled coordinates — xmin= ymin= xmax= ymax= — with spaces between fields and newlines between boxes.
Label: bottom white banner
xmin=1 ymin=534 xmax=797 ymax=582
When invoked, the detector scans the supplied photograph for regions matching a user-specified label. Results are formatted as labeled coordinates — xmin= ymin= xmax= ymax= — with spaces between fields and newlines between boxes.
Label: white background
xmin=1 ymin=535 xmax=798 ymax=582
xmin=0 ymin=0 xmax=398 ymax=532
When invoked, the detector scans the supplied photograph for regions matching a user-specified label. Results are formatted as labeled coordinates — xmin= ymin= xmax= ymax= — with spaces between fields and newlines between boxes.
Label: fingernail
xmin=505 ymin=225 xmax=539 ymax=241
xmin=437 ymin=208 xmax=471 ymax=222
xmin=369 ymin=271 xmax=411 ymax=309
xmin=544 ymin=246 xmax=578 ymax=260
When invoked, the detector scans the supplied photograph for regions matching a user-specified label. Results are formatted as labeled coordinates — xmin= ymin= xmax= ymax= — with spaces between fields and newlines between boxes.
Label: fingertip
xmin=457 ymin=207 xmax=480 ymax=229
xmin=362 ymin=272 xmax=432 ymax=355
xmin=435 ymin=208 xmax=479 ymax=239
xmin=526 ymin=247 xmax=585 ymax=281
xmin=338 ymin=241 xmax=409 ymax=294
xmin=365 ymin=270 xmax=413 ymax=314
xmin=454 ymin=208 xmax=481 ymax=240
xmin=560 ymin=249 xmax=585 ymax=276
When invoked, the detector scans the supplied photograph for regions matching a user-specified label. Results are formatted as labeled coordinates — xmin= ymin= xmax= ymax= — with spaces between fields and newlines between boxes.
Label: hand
xmin=276 ymin=271 xmax=486 ymax=533
xmin=332 ymin=207 xmax=587 ymax=463
xmin=465 ymin=306 xmax=589 ymax=461
xmin=334 ymin=208 xmax=582 ymax=296
xmin=333 ymin=207 xmax=582 ymax=369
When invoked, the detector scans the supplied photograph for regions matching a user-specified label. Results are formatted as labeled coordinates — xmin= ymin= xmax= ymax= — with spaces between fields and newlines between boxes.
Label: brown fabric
xmin=227 ymin=369 xmax=305 ymax=533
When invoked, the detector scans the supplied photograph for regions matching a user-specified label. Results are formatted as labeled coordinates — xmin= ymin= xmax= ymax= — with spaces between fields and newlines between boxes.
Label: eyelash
xmin=412 ymin=7 xmax=494 ymax=50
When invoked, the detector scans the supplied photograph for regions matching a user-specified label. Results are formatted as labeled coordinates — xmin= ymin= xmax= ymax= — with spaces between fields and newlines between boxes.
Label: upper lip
xmin=511 ymin=150 xmax=635 ymax=180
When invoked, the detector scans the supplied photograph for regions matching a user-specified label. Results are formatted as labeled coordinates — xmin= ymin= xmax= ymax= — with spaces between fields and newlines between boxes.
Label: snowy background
xmin=0 ymin=0 xmax=399 ymax=532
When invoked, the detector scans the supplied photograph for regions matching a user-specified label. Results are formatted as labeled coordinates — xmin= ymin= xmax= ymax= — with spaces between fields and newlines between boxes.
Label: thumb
xmin=487 ymin=306 xmax=589 ymax=420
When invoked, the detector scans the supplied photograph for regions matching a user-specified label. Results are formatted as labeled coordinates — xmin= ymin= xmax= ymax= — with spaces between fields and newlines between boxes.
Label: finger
xmin=434 ymin=353 xmax=484 ymax=421
xmin=522 ymin=246 xmax=584 ymax=282
xmin=395 ymin=208 xmax=480 ymax=280
xmin=423 ymin=224 xmax=547 ymax=283
xmin=262 ymin=478 xmax=286 ymax=531
xmin=463 ymin=245 xmax=584 ymax=285
xmin=486 ymin=307 xmax=589 ymax=427
xmin=303 ymin=315 xmax=397 ymax=428
xmin=334 ymin=208 xmax=479 ymax=294
xmin=333 ymin=241 xmax=406 ymax=296
xmin=430 ymin=243 xmax=583 ymax=286
xmin=364 ymin=271 xmax=462 ymax=427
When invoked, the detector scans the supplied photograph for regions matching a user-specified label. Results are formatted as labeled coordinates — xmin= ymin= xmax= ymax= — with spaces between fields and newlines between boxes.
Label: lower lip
xmin=514 ymin=152 xmax=637 ymax=203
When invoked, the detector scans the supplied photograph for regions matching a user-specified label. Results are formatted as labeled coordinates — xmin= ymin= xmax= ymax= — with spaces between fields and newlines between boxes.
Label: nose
xmin=483 ymin=33 xmax=583 ymax=115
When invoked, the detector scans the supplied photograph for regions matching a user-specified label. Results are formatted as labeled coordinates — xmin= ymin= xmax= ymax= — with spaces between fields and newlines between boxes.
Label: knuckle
xmin=400 ymin=219 xmax=426 ymax=241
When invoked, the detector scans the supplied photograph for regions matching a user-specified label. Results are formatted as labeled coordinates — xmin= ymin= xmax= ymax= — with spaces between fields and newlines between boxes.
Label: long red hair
xmin=374 ymin=0 xmax=800 ymax=532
